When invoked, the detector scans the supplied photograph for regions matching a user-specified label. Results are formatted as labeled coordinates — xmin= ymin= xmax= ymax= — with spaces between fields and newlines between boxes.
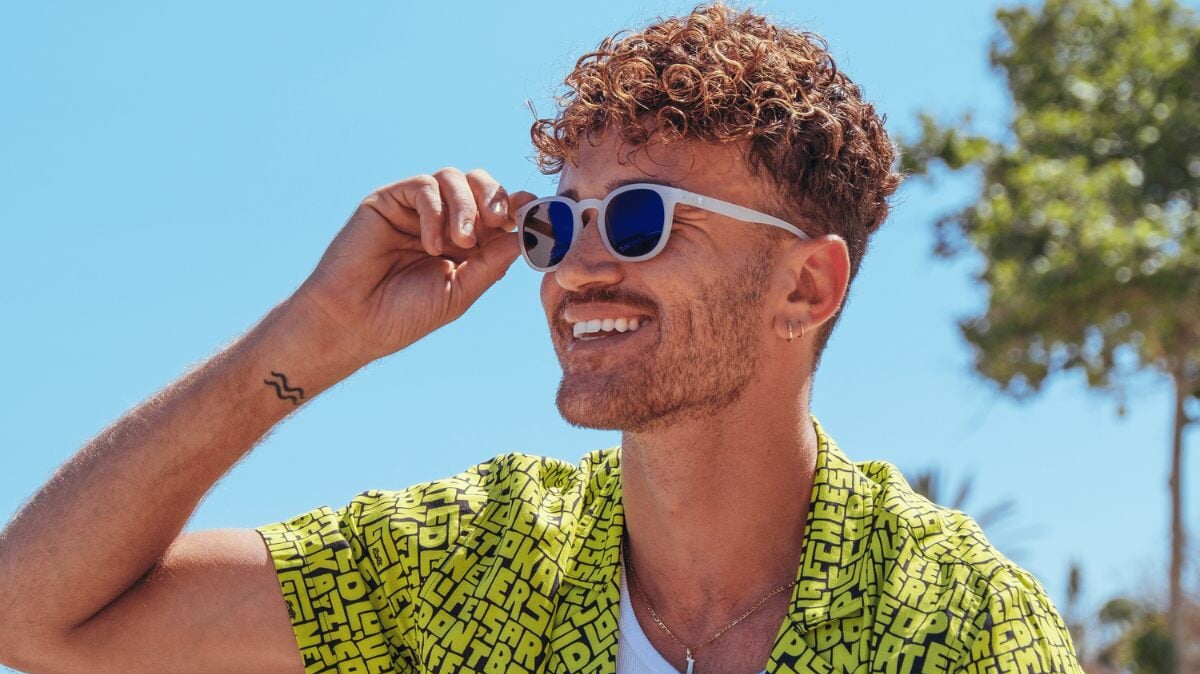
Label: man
xmin=0 ymin=3 xmax=1081 ymax=673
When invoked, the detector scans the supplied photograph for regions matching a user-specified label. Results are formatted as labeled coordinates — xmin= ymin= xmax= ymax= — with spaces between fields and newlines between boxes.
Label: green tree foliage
xmin=900 ymin=0 xmax=1200 ymax=664
xmin=1095 ymin=596 xmax=1176 ymax=673
xmin=1063 ymin=562 xmax=1197 ymax=672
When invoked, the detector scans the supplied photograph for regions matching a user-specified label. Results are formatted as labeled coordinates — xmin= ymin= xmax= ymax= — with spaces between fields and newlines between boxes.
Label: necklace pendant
xmin=685 ymin=648 xmax=695 ymax=674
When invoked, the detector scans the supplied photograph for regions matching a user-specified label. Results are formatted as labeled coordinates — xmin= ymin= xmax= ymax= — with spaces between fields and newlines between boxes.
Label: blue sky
xmin=3 ymin=0 xmax=1197 ymax=645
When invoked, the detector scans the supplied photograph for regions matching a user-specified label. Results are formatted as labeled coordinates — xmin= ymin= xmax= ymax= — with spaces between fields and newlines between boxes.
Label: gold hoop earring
xmin=787 ymin=321 xmax=794 ymax=343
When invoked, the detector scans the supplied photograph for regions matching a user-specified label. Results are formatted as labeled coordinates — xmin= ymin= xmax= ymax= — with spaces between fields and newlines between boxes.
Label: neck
xmin=619 ymin=379 xmax=819 ymax=638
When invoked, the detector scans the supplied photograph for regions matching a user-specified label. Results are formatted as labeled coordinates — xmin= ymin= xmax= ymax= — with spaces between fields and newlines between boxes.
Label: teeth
xmin=570 ymin=316 xmax=647 ymax=338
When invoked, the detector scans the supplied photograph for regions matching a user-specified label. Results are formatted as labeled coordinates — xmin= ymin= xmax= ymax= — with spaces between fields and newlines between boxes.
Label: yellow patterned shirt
xmin=255 ymin=417 xmax=1082 ymax=673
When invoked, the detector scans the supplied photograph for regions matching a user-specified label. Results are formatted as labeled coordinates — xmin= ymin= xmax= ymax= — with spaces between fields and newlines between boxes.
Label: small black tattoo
xmin=264 ymin=370 xmax=306 ymax=406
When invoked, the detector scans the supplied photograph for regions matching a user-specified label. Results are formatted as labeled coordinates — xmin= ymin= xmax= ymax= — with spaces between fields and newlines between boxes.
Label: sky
xmin=2 ymin=0 xmax=1198 ymax=657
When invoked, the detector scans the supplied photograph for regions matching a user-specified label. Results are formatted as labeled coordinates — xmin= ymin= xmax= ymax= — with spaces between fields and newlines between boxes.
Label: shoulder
xmin=253 ymin=449 xmax=621 ymax=671
xmin=398 ymin=447 xmax=620 ymax=508
xmin=857 ymin=458 xmax=1008 ymax=574
xmin=340 ymin=447 xmax=622 ymax=554
xmin=855 ymin=459 xmax=1081 ymax=672
xmin=257 ymin=448 xmax=622 ymax=577
xmin=958 ymin=564 xmax=1082 ymax=672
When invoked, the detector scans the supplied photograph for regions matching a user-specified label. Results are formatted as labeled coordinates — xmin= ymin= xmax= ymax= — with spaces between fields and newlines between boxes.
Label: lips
xmin=565 ymin=318 xmax=653 ymax=353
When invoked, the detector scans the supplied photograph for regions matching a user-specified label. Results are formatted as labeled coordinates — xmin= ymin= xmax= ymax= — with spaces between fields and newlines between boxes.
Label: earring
xmin=787 ymin=320 xmax=794 ymax=342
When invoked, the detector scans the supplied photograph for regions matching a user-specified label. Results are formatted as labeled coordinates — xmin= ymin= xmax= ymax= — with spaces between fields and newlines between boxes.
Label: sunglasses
xmin=514 ymin=182 xmax=810 ymax=272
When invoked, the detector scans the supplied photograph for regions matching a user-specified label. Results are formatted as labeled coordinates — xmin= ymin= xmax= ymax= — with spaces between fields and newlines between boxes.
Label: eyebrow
xmin=557 ymin=177 xmax=678 ymax=200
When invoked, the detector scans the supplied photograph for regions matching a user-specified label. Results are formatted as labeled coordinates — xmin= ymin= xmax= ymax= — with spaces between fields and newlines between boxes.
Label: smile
xmin=566 ymin=318 xmax=653 ymax=352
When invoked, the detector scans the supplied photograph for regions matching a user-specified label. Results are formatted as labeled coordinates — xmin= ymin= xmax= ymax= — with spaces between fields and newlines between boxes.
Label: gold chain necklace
xmin=621 ymin=535 xmax=796 ymax=674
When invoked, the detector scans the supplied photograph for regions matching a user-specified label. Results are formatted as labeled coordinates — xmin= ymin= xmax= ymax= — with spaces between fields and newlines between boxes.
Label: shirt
xmin=255 ymin=416 xmax=1083 ymax=673
xmin=615 ymin=562 xmax=767 ymax=674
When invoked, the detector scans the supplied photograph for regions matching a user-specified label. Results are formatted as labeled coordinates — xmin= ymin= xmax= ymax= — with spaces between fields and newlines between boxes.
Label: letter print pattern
xmin=256 ymin=417 xmax=1082 ymax=673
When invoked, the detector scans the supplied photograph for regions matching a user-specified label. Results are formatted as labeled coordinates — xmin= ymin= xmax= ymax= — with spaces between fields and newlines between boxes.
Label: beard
xmin=554 ymin=248 xmax=775 ymax=434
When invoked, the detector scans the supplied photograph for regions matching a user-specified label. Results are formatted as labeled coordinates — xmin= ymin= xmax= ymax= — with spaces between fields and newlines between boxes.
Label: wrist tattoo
xmin=264 ymin=370 xmax=306 ymax=406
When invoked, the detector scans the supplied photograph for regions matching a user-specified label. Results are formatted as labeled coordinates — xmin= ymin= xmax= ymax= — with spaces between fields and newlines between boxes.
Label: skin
xmin=0 ymin=167 xmax=533 ymax=672
xmin=543 ymin=130 xmax=851 ymax=672
xmin=0 ymin=123 xmax=850 ymax=673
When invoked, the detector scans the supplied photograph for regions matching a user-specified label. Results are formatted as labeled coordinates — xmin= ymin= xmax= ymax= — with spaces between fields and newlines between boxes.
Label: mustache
xmin=557 ymin=287 xmax=658 ymax=318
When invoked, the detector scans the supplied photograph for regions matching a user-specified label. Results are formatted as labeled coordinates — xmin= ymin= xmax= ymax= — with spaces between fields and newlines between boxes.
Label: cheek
xmin=539 ymin=275 xmax=558 ymax=324
xmin=665 ymin=227 xmax=742 ymax=271
xmin=650 ymin=241 xmax=729 ymax=291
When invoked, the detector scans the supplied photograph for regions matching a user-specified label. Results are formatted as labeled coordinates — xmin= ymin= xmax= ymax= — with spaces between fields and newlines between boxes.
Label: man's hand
xmin=295 ymin=168 xmax=537 ymax=365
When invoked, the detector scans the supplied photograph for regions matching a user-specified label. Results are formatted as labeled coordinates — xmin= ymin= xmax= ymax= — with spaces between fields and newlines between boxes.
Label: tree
xmin=1066 ymin=562 xmax=1199 ymax=672
xmin=899 ymin=0 xmax=1200 ymax=665
xmin=1095 ymin=596 xmax=1175 ymax=673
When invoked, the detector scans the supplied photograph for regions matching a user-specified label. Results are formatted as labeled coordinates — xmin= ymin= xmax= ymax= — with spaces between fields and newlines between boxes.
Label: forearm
xmin=0 ymin=295 xmax=366 ymax=646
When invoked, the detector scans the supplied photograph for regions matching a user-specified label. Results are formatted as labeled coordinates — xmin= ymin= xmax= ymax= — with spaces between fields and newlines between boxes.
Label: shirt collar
xmin=785 ymin=414 xmax=878 ymax=631
xmin=560 ymin=414 xmax=879 ymax=633
xmin=560 ymin=445 xmax=625 ymax=587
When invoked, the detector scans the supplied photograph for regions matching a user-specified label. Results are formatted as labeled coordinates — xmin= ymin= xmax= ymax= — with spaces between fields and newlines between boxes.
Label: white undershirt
xmin=616 ymin=564 xmax=768 ymax=674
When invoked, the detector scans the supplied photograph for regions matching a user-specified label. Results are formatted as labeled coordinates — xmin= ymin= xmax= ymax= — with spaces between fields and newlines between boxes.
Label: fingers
xmin=433 ymin=167 xmax=479 ymax=251
xmin=369 ymin=175 xmax=445 ymax=256
xmin=465 ymin=169 xmax=511 ymax=234
xmin=370 ymin=169 xmax=532 ymax=258
xmin=506 ymin=190 xmax=539 ymax=232
xmin=448 ymin=229 xmax=523 ymax=317
xmin=406 ymin=176 xmax=446 ymax=257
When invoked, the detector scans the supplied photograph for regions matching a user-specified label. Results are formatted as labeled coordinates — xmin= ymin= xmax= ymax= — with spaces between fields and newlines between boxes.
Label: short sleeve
xmin=256 ymin=492 xmax=416 ymax=674
xmin=956 ymin=566 xmax=1084 ymax=673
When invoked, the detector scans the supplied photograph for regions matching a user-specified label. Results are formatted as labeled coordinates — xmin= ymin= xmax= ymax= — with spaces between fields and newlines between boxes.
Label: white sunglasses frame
xmin=513 ymin=182 xmax=810 ymax=272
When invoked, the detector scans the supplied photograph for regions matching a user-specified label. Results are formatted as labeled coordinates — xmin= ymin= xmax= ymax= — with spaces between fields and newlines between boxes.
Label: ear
xmin=771 ymin=234 xmax=851 ymax=341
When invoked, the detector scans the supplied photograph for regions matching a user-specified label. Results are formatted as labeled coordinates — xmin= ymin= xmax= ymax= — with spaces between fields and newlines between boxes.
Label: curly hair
xmin=530 ymin=2 xmax=903 ymax=362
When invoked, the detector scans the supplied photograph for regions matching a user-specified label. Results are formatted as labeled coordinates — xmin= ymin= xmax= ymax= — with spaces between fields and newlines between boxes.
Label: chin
xmin=554 ymin=375 xmax=683 ymax=434
xmin=556 ymin=377 xmax=626 ymax=431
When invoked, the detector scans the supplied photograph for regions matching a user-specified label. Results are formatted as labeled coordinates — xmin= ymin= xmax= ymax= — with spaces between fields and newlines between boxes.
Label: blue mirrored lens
xmin=605 ymin=188 xmax=665 ymax=257
xmin=521 ymin=200 xmax=575 ymax=268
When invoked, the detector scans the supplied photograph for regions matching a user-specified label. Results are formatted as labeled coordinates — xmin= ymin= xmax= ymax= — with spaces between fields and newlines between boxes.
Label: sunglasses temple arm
xmin=678 ymin=193 xmax=811 ymax=240
xmin=759 ymin=218 xmax=811 ymax=240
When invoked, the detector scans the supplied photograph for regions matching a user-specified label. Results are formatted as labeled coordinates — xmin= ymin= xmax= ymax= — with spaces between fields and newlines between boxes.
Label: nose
xmin=553 ymin=205 xmax=623 ymax=291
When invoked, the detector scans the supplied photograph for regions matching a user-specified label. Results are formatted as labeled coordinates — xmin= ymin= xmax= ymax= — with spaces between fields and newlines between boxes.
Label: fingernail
xmin=461 ymin=221 xmax=474 ymax=237
xmin=489 ymin=189 xmax=508 ymax=214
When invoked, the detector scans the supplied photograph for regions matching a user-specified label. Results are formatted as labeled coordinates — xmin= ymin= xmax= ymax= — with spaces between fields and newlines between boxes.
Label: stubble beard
xmin=554 ymin=253 xmax=774 ymax=434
